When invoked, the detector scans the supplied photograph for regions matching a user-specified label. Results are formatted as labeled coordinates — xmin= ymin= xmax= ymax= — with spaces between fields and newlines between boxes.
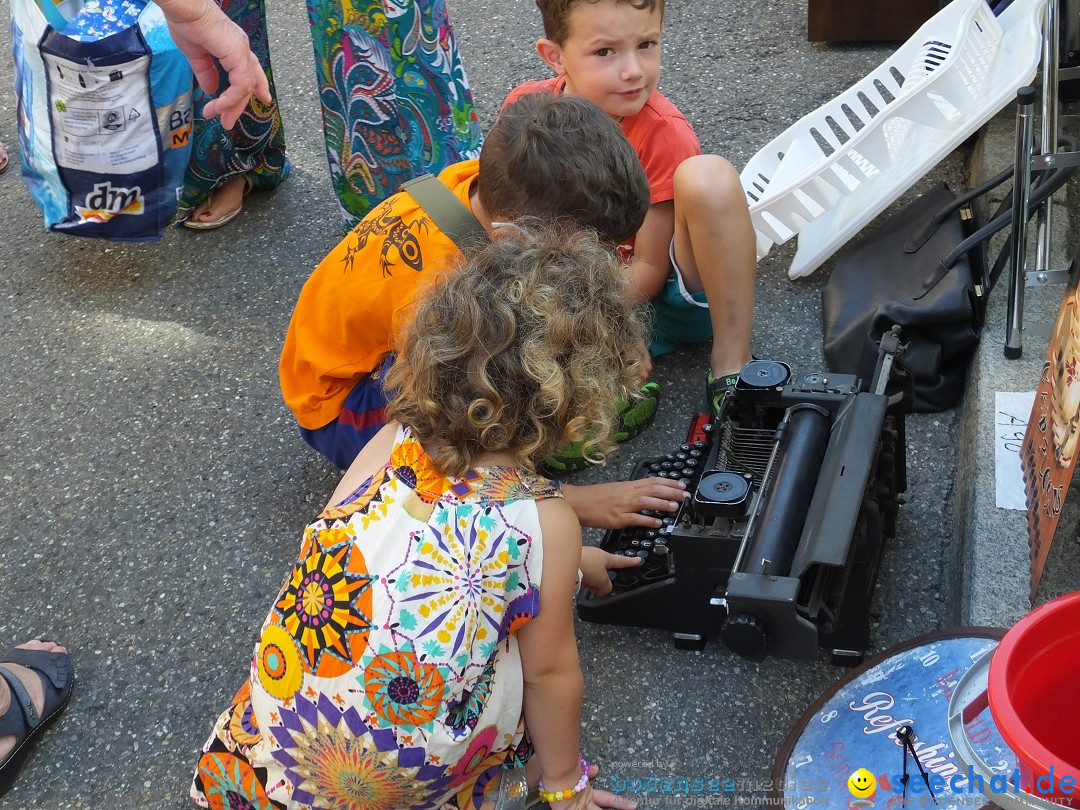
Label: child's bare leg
xmin=670 ymin=154 xmax=756 ymax=379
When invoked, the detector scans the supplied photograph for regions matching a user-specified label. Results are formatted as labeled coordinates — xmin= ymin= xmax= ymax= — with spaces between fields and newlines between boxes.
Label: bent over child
xmin=280 ymin=93 xmax=689 ymax=531
xmin=505 ymin=0 xmax=758 ymax=416
xmin=193 ymin=227 xmax=645 ymax=810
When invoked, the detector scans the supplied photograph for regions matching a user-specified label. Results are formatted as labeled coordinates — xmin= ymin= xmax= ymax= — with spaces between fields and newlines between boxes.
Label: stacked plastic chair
xmin=742 ymin=0 xmax=1048 ymax=278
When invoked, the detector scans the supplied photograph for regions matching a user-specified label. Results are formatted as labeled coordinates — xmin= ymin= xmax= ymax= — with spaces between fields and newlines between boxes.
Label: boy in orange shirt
xmin=280 ymin=93 xmax=688 ymax=531
xmin=504 ymin=0 xmax=757 ymax=415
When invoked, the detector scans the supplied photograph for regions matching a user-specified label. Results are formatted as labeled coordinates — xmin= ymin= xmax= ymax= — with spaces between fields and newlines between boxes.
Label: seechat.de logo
xmin=882 ymin=766 xmax=1078 ymax=806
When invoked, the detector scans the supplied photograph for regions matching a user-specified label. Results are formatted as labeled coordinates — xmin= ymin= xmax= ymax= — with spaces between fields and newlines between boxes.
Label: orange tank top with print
xmin=280 ymin=161 xmax=479 ymax=430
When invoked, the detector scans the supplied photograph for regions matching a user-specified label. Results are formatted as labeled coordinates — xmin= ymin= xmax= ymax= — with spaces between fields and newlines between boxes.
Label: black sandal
xmin=0 ymin=645 xmax=75 ymax=795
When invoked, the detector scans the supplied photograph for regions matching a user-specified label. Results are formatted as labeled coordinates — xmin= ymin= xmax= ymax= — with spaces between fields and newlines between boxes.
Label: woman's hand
xmin=632 ymin=337 xmax=653 ymax=383
xmin=155 ymin=0 xmax=272 ymax=129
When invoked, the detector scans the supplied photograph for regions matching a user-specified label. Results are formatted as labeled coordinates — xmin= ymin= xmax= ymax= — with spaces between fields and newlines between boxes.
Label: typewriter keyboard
xmin=602 ymin=431 xmax=712 ymax=592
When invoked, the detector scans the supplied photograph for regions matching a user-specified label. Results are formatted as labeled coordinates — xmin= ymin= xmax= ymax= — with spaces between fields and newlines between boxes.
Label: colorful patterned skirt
xmin=180 ymin=0 xmax=483 ymax=229
xmin=178 ymin=0 xmax=289 ymax=221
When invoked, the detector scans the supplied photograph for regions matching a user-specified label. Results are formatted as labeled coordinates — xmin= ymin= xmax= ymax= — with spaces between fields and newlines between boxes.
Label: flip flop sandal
xmin=0 ymin=142 xmax=9 ymax=175
xmin=0 ymin=646 xmax=75 ymax=796
xmin=492 ymin=763 xmax=604 ymax=809
xmin=493 ymin=766 xmax=532 ymax=810
xmin=183 ymin=175 xmax=253 ymax=230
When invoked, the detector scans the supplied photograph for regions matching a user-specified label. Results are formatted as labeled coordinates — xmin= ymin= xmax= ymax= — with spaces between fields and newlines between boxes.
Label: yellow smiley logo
xmin=848 ymin=769 xmax=877 ymax=799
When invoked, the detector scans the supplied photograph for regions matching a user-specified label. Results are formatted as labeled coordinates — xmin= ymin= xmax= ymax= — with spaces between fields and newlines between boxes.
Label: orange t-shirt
xmin=280 ymin=160 xmax=477 ymax=430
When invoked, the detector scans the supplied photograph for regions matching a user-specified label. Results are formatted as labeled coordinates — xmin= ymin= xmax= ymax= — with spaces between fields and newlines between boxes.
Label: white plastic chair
xmin=742 ymin=0 xmax=1048 ymax=278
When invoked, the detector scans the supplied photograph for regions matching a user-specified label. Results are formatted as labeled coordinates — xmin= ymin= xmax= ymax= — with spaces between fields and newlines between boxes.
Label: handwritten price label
xmin=994 ymin=391 xmax=1035 ymax=510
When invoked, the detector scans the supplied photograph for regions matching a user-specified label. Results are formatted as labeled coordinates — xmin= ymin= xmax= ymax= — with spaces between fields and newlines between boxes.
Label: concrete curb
xmin=957 ymin=107 xmax=1080 ymax=627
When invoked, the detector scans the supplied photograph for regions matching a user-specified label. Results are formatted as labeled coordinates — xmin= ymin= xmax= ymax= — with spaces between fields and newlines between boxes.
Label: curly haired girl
xmin=191 ymin=226 xmax=643 ymax=810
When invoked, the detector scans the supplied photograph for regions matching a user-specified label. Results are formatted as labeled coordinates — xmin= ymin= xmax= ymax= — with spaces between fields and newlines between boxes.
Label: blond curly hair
xmin=385 ymin=224 xmax=646 ymax=478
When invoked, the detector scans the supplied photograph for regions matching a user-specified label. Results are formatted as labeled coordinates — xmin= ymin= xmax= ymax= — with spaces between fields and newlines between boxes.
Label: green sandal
xmin=542 ymin=382 xmax=662 ymax=475
xmin=706 ymin=371 xmax=740 ymax=419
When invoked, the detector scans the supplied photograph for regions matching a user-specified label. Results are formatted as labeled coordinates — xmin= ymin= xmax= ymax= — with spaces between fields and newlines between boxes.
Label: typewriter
xmin=577 ymin=346 xmax=908 ymax=665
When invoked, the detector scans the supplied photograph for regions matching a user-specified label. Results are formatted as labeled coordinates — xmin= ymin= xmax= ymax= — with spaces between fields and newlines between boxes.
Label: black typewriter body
xmin=576 ymin=360 xmax=906 ymax=665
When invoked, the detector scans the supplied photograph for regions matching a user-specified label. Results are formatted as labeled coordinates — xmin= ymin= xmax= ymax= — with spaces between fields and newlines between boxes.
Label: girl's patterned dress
xmin=180 ymin=0 xmax=483 ymax=229
xmin=191 ymin=425 xmax=561 ymax=809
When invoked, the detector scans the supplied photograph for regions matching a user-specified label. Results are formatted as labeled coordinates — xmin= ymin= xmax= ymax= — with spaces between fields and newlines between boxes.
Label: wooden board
xmin=1021 ymin=259 xmax=1080 ymax=600
xmin=807 ymin=0 xmax=943 ymax=42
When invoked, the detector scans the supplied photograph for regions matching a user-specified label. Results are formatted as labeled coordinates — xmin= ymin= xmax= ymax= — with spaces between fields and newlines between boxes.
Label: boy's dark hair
xmin=478 ymin=93 xmax=649 ymax=246
xmin=536 ymin=0 xmax=665 ymax=45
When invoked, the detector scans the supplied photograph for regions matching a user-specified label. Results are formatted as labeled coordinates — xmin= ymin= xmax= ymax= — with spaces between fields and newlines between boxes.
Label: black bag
xmin=822 ymin=160 xmax=1075 ymax=412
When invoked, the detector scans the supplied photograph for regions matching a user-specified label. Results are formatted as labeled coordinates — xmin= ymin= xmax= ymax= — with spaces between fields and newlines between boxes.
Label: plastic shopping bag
xmin=11 ymin=0 xmax=194 ymax=241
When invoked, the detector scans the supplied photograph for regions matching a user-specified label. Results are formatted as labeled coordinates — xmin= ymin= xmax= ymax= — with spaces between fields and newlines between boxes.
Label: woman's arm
xmin=625 ymin=201 xmax=676 ymax=306
xmin=517 ymin=498 xmax=587 ymax=793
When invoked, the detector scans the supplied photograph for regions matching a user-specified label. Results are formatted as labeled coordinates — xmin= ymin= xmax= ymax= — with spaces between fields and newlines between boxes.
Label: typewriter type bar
xmin=576 ymin=359 xmax=906 ymax=665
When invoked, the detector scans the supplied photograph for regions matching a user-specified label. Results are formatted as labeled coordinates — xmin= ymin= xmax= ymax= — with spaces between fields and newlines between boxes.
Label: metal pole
xmin=1006 ymin=86 xmax=1036 ymax=360
xmin=1035 ymin=0 xmax=1060 ymax=276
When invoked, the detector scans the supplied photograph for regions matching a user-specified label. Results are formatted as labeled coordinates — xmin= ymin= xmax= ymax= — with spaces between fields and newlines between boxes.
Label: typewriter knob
xmin=721 ymin=612 xmax=767 ymax=656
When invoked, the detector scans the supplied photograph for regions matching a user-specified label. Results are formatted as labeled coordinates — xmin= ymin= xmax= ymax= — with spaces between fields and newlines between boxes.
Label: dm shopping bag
xmin=10 ymin=0 xmax=194 ymax=241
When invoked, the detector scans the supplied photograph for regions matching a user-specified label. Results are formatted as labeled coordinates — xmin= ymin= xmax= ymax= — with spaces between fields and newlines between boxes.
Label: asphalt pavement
xmin=0 ymin=1 xmax=1076 ymax=808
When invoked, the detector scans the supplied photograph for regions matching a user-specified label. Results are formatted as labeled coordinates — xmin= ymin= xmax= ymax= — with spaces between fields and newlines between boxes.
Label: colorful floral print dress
xmin=191 ymin=425 xmax=560 ymax=810
xmin=306 ymin=0 xmax=483 ymax=227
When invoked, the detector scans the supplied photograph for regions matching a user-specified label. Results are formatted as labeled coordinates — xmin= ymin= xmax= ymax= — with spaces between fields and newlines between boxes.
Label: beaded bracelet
xmin=537 ymin=757 xmax=590 ymax=803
